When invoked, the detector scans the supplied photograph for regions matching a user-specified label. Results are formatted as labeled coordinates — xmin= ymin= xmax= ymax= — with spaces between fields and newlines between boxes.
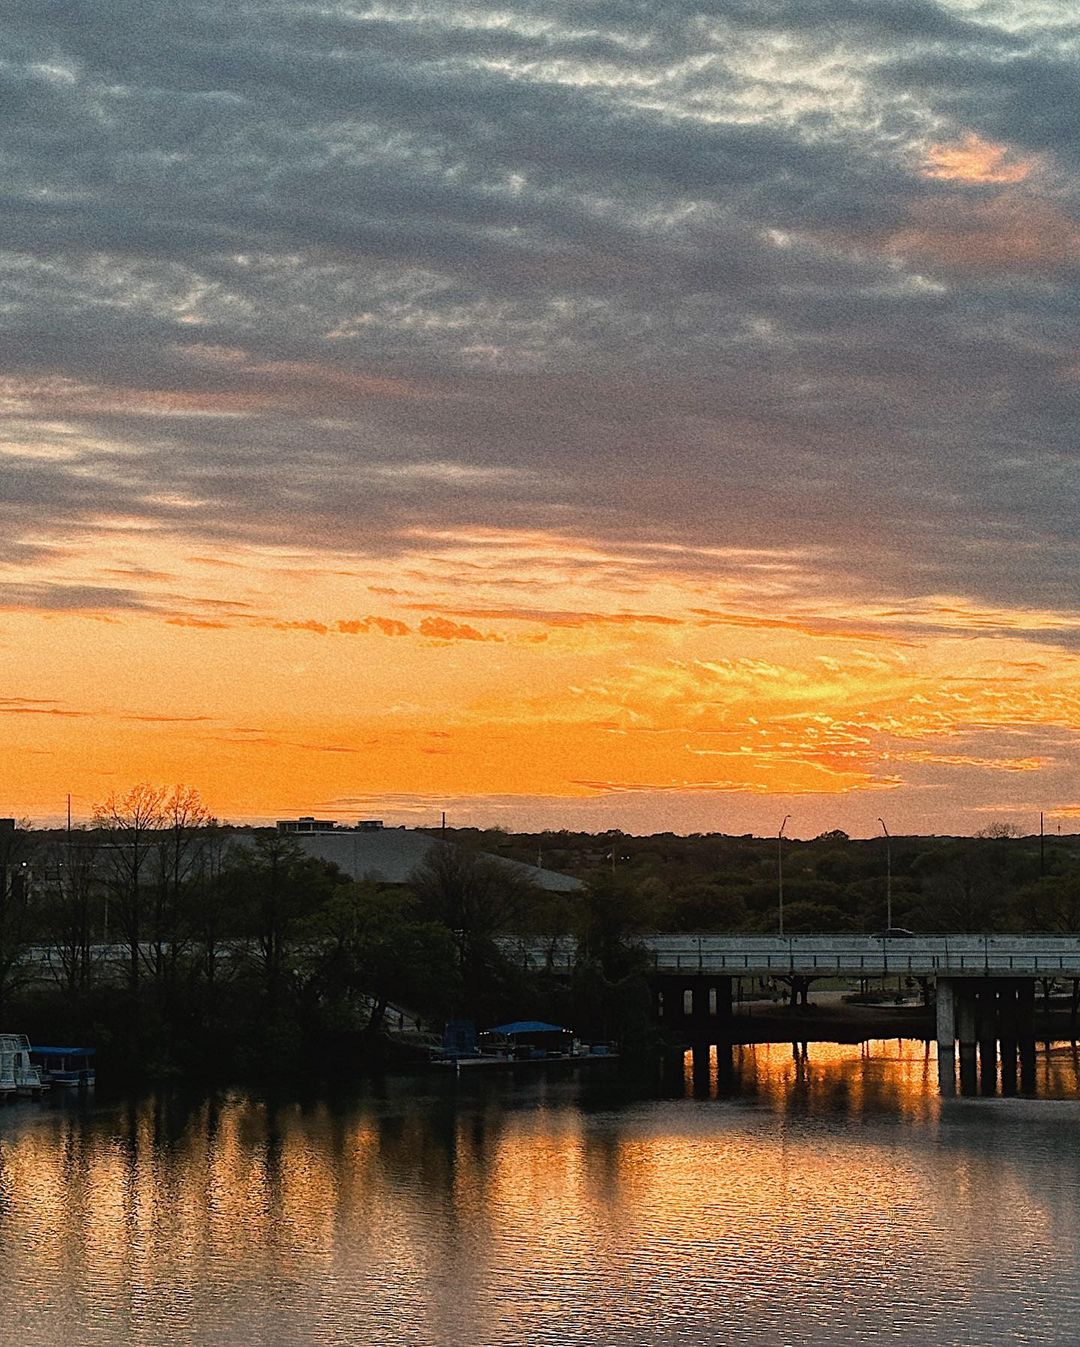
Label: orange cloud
xmin=336 ymin=616 xmax=411 ymax=636
xmin=0 ymin=361 xmax=432 ymax=424
xmin=239 ymin=360 xmax=427 ymax=401
xmin=0 ymin=699 xmax=91 ymax=718
xmin=124 ymin=714 xmax=215 ymax=724
xmin=406 ymin=604 xmax=683 ymax=629
xmin=0 ymin=376 xmax=279 ymax=417
xmin=922 ymin=134 xmax=1035 ymax=185
xmin=4 ymin=515 xmax=1079 ymax=831
xmin=418 ymin=616 xmax=502 ymax=642
xmin=266 ymin=619 xmax=330 ymax=635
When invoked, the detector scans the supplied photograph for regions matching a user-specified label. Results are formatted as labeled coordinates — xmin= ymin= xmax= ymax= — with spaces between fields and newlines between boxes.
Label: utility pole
xmin=878 ymin=818 xmax=892 ymax=931
xmin=1040 ymin=811 xmax=1045 ymax=875
xmin=778 ymin=815 xmax=790 ymax=937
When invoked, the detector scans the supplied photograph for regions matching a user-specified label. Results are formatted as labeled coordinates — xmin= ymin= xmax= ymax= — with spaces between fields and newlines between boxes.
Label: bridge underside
xmin=652 ymin=971 xmax=1052 ymax=1096
xmin=655 ymin=975 xmax=735 ymax=1034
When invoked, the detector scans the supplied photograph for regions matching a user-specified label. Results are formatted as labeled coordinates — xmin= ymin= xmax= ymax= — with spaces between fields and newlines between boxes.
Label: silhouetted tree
xmin=309 ymin=883 xmax=458 ymax=1029
xmin=149 ymin=786 xmax=216 ymax=985
xmin=411 ymin=845 xmax=537 ymax=979
xmin=0 ymin=819 xmax=35 ymax=1017
xmin=94 ymin=783 xmax=168 ymax=989
xmin=230 ymin=833 xmax=338 ymax=1009
xmin=39 ymin=826 xmax=101 ymax=994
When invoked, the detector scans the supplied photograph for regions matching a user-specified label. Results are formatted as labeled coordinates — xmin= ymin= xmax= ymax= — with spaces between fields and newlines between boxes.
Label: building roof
xmin=281 ymin=828 xmax=584 ymax=893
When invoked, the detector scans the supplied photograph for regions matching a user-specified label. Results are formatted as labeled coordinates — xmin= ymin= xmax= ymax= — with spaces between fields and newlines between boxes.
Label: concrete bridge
xmin=528 ymin=933 xmax=1080 ymax=977
xmin=522 ymin=933 xmax=1080 ymax=1095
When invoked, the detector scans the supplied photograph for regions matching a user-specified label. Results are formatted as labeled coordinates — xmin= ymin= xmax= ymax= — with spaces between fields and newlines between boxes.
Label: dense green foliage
xmin=448 ymin=825 xmax=1080 ymax=936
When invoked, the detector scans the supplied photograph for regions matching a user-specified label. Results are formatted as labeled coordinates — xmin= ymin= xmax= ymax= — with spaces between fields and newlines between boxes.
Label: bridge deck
xmin=525 ymin=935 xmax=1080 ymax=978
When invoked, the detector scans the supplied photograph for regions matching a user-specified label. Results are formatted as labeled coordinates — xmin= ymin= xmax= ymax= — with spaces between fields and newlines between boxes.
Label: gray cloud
xmin=1 ymin=0 xmax=1078 ymax=626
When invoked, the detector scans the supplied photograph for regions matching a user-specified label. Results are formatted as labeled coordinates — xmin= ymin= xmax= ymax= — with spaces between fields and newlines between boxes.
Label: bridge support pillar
xmin=655 ymin=975 xmax=733 ymax=1038
xmin=998 ymin=981 xmax=1019 ymax=1095
xmin=656 ymin=975 xmax=684 ymax=1027
xmin=975 ymin=983 xmax=998 ymax=1094
xmin=936 ymin=977 xmax=956 ymax=1046
xmin=957 ymin=983 xmax=978 ymax=1094
xmin=715 ymin=976 xmax=733 ymax=1027
xmin=1018 ymin=979 xmax=1037 ymax=1094
xmin=936 ymin=978 xmax=956 ymax=1095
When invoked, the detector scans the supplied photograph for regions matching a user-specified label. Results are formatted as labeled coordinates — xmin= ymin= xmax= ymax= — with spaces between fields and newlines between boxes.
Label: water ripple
xmin=0 ymin=1046 xmax=1079 ymax=1345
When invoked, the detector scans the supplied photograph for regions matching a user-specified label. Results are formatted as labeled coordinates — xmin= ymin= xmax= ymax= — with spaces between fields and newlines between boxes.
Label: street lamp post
xmin=778 ymin=815 xmax=791 ymax=937
xmin=878 ymin=817 xmax=892 ymax=931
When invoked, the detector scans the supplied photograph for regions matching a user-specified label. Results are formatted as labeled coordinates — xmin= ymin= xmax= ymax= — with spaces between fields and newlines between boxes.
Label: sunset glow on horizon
xmin=4 ymin=0 xmax=1078 ymax=836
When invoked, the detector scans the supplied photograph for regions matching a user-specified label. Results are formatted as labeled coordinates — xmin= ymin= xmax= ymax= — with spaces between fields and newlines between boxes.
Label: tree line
xmin=451 ymin=823 xmax=1080 ymax=936
xmin=2 ymin=792 xmax=1078 ymax=1080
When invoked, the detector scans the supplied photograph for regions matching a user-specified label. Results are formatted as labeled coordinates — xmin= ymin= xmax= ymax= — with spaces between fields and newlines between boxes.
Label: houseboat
xmin=0 ymin=1035 xmax=45 ymax=1098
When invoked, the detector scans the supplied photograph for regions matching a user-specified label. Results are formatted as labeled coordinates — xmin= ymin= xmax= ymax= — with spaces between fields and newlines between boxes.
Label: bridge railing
xmin=511 ymin=934 xmax=1080 ymax=977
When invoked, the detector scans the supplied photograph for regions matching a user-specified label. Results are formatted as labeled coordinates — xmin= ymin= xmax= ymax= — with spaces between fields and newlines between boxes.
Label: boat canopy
xmin=31 ymin=1046 xmax=95 ymax=1057
xmin=486 ymin=1021 xmax=569 ymax=1036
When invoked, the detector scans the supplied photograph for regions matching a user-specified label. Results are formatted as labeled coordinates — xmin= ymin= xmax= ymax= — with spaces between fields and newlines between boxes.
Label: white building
xmin=272 ymin=819 xmax=583 ymax=893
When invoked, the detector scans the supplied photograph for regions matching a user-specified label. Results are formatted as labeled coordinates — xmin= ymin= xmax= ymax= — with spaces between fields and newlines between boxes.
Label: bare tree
xmin=40 ymin=826 xmax=102 ymax=994
xmin=94 ymin=784 xmax=169 ymax=988
xmin=975 ymin=823 xmax=1023 ymax=840
xmin=94 ymin=784 xmax=217 ymax=990
xmin=186 ymin=831 xmax=235 ymax=991
xmin=151 ymin=785 xmax=216 ymax=984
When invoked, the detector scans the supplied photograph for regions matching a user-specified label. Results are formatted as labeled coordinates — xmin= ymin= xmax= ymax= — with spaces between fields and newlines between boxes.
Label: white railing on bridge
xmin=518 ymin=934 xmax=1080 ymax=978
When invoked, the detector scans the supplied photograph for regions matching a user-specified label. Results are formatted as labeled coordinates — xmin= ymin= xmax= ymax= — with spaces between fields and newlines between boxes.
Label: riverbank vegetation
xmin=1 ymin=793 xmax=1078 ymax=1082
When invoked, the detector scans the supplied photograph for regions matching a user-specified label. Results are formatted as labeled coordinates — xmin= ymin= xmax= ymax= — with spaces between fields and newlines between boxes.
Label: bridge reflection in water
xmin=679 ymin=1039 xmax=1080 ymax=1106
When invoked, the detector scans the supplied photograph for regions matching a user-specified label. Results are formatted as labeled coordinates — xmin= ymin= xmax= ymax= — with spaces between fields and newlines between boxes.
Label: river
xmin=3 ymin=1039 xmax=1080 ymax=1346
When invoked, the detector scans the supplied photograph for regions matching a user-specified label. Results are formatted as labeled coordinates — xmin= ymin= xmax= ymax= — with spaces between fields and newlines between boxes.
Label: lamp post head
xmin=779 ymin=814 xmax=791 ymax=839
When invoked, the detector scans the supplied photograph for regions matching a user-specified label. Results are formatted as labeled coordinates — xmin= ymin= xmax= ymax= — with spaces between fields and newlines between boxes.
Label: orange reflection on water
xmin=3 ymin=1070 xmax=1080 ymax=1347
xmin=683 ymin=1039 xmax=941 ymax=1121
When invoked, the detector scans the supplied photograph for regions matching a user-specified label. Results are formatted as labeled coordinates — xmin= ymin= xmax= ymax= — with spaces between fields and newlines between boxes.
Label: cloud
xmin=0 ymin=582 xmax=162 ymax=614
xmin=418 ymin=615 xmax=501 ymax=642
xmin=922 ymin=134 xmax=1035 ymax=186
xmin=884 ymin=194 xmax=1080 ymax=276
xmin=0 ymin=698 xmax=92 ymax=718
xmin=406 ymin=604 xmax=684 ymax=629
xmin=3 ymin=0 xmax=1080 ymax=834
xmin=336 ymin=616 xmax=411 ymax=636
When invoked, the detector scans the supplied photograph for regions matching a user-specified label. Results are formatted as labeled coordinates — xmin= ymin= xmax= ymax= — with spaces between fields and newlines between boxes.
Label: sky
xmin=3 ymin=0 xmax=1079 ymax=836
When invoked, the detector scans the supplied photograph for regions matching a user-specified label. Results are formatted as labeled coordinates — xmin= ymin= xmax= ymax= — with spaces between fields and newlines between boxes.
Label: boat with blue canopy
xmin=30 ymin=1046 xmax=95 ymax=1088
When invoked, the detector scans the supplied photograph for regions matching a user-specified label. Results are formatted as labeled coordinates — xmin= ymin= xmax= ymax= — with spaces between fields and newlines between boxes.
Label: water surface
xmin=3 ymin=1041 xmax=1080 ymax=1346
